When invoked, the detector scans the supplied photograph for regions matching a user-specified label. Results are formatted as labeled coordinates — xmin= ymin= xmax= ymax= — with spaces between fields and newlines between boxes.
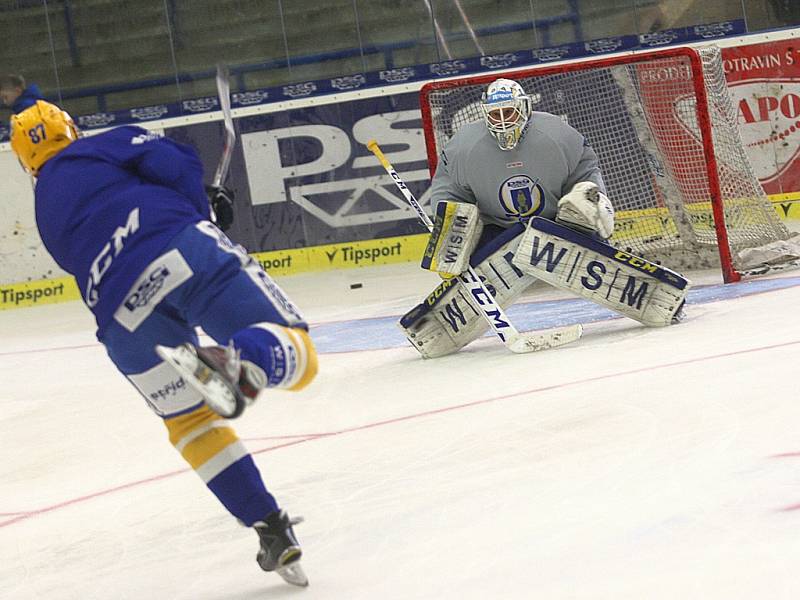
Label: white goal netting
xmin=420 ymin=46 xmax=799 ymax=281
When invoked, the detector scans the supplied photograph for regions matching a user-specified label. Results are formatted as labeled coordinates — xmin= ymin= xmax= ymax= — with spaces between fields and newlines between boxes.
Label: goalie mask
xmin=481 ymin=78 xmax=532 ymax=151
xmin=10 ymin=100 xmax=79 ymax=176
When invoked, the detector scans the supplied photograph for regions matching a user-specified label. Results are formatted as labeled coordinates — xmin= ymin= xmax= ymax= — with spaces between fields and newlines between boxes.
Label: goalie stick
xmin=212 ymin=64 xmax=235 ymax=187
xmin=366 ymin=139 xmax=582 ymax=354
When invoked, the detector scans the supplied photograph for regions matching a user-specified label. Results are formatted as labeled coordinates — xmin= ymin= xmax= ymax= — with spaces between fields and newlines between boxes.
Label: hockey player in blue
xmin=10 ymin=100 xmax=315 ymax=587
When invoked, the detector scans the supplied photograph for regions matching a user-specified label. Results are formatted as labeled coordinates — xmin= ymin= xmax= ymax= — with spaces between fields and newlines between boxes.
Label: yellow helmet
xmin=10 ymin=100 xmax=79 ymax=176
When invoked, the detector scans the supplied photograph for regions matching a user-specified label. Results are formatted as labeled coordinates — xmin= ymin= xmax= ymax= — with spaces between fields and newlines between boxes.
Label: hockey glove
xmin=206 ymin=185 xmax=235 ymax=231
xmin=556 ymin=182 xmax=615 ymax=240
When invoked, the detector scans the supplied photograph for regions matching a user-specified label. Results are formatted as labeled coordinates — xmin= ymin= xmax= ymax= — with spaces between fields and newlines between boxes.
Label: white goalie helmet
xmin=480 ymin=78 xmax=532 ymax=151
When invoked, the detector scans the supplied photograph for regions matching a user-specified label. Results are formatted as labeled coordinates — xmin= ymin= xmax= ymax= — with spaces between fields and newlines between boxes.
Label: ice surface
xmin=2 ymin=263 xmax=800 ymax=599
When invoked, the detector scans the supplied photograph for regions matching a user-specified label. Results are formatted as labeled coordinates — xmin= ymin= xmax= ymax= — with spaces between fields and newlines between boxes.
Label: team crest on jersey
xmin=498 ymin=175 xmax=544 ymax=220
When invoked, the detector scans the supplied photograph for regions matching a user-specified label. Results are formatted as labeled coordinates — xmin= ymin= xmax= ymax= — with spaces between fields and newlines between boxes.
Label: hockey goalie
xmin=401 ymin=78 xmax=690 ymax=358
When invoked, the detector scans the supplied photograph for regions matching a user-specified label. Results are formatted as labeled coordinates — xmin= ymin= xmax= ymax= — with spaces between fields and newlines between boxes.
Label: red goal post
xmin=419 ymin=46 xmax=795 ymax=283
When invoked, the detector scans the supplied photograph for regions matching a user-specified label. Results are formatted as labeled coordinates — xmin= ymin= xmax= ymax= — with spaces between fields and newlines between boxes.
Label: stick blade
xmin=507 ymin=324 xmax=583 ymax=353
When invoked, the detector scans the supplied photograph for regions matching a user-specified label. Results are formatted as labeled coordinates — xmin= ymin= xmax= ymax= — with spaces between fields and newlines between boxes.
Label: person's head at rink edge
xmin=1 ymin=73 xmax=44 ymax=114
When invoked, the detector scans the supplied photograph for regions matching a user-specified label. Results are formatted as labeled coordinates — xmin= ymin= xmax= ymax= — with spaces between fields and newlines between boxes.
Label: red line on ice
xmin=2 ymin=338 xmax=799 ymax=529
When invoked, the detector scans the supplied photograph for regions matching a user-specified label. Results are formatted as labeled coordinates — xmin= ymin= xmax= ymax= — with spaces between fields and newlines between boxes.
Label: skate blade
xmin=155 ymin=344 xmax=244 ymax=418
xmin=276 ymin=561 xmax=308 ymax=587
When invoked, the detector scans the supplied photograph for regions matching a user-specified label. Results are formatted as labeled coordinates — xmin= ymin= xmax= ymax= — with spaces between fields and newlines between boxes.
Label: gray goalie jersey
xmin=428 ymin=111 xmax=607 ymax=228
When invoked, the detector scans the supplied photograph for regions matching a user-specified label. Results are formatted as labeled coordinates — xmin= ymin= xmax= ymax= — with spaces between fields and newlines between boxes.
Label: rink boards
xmin=0 ymin=233 xmax=429 ymax=311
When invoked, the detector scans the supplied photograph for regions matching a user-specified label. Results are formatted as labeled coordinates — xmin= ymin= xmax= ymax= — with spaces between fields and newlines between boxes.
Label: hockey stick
xmin=212 ymin=63 xmax=235 ymax=187
xmin=367 ymin=140 xmax=583 ymax=354
xmin=156 ymin=67 xmax=246 ymax=419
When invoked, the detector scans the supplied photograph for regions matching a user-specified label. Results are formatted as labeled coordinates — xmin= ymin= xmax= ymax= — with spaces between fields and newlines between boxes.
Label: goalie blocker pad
xmin=513 ymin=217 xmax=689 ymax=326
xmin=420 ymin=201 xmax=483 ymax=277
xmin=400 ymin=223 xmax=535 ymax=358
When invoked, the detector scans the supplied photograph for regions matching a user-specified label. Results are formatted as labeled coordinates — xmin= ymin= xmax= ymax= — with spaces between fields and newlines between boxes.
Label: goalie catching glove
xmin=556 ymin=181 xmax=615 ymax=240
xmin=421 ymin=200 xmax=483 ymax=278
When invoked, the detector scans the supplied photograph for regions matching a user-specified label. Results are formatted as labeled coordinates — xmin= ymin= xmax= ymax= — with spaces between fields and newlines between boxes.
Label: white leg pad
xmin=512 ymin=217 xmax=690 ymax=326
xmin=421 ymin=201 xmax=483 ymax=277
xmin=399 ymin=225 xmax=536 ymax=358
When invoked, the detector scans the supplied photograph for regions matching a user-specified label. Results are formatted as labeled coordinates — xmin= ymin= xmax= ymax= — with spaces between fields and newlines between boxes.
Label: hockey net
xmin=420 ymin=46 xmax=800 ymax=282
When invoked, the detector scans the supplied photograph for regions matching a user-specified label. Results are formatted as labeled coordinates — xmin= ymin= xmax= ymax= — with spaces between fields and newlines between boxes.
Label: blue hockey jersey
xmin=34 ymin=126 xmax=212 ymax=335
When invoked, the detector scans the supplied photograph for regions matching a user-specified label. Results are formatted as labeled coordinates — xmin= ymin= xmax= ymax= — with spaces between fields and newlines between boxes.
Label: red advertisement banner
xmin=722 ymin=40 xmax=800 ymax=195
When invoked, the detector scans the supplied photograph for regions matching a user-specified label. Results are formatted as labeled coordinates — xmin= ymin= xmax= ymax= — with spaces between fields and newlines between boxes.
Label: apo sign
xmin=728 ymin=80 xmax=800 ymax=188
xmin=722 ymin=41 xmax=800 ymax=194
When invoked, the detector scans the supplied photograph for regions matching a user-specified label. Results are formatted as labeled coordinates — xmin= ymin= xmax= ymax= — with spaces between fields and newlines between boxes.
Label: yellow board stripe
xmin=251 ymin=233 xmax=428 ymax=277
xmin=3 ymin=193 xmax=799 ymax=311
xmin=0 ymin=276 xmax=80 ymax=310
xmin=769 ymin=191 xmax=800 ymax=202
xmin=0 ymin=234 xmax=429 ymax=311
xmin=613 ymin=196 xmax=800 ymax=241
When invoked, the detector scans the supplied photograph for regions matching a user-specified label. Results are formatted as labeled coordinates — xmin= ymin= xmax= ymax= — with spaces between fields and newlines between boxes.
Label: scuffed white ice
xmin=1 ymin=262 xmax=800 ymax=599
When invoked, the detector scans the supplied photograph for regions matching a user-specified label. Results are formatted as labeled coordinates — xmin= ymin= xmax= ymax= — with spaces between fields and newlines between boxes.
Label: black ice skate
xmin=155 ymin=342 xmax=266 ymax=419
xmin=254 ymin=510 xmax=308 ymax=587
xmin=671 ymin=300 xmax=687 ymax=324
